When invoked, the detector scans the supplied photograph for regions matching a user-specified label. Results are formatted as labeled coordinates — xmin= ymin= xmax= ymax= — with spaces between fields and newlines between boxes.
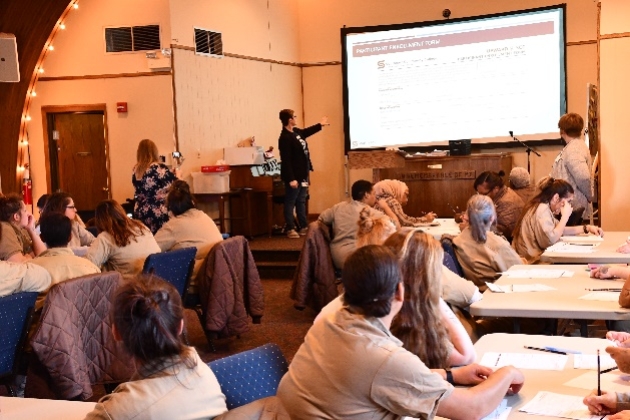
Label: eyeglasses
xmin=66 ymin=205 xmax=76 ymax=209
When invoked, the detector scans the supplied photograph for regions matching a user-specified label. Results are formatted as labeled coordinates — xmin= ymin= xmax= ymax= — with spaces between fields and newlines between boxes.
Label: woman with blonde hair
xmin=453 ymin=195 xmax=523 ymax=291
xmin=373 ymin=179 xmax=436 ymax=228
xmin=133 ymin=139 xmax=178 ymax=233
xmin=386 ymin=229 xmax=475 ymax=367
xmin=86 ymin=200 xmax=160 ymax=278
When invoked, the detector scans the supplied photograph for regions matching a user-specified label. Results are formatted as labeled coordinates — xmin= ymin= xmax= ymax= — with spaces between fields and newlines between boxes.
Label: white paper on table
xmin=481 ymin=399 xmax=511 ymax=420
xmin=579 ymin=292 xmax=620 ymax=302
xmin=501 ymin=269 xmax=575 ymax=278
xmin=485 ymin=283 xmax=557 ymax=293
xmin=561 ymin=235 xmax=604 ymax=244
xmin=564 ymin=370 xmax=630 ymax=391
xmin=479 ymin=352 xmax=568 ymax=370
xmin=546 ymin=242 xmax=598 ymax=254
xmin=519 ymin=391 xmax=604 ymax=420
xmin=574 ymin=353 xmax=617 ymax=370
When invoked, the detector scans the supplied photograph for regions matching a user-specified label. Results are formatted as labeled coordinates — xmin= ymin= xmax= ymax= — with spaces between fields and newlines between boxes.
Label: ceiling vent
xmin=194 ymin=28 xmax=223 ymax=57
xmin=105 ymin=25 xmax=161 ymax=53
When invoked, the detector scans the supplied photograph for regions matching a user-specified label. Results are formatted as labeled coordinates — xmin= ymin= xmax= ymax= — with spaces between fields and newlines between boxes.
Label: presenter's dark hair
xmin=113 ymin=275 xmax=193 ymax=369
xmin=342 ymin=245 xmax=401 ymax=317
xmin=0 ymin=194 xmax=24 ymax=222
xmin=167 ymin=180 xmax=196 ymax=216
xmin=351 ymin=180 xmax=373 ymax=201
xmin=512 ymin=177 xmax=574 ymax=243
xmin=39 ymin=212 xmax=72 ymax=248
xmin=279 ymin=109 xmax=295 ymax=126
xmin=558 ymin=113 xmax=584 ymax=138
xmin=473 ymin=170 xmax=505 ymax=191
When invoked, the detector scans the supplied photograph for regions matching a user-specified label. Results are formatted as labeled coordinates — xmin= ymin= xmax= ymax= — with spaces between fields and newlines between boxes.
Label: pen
xmin=544 ymin=346 xmax=582 ymax=355
xmin=601 ymin=366 xmax=618 ymax=374
xmin=585 ymin=288 xmax=623 ymax=292
xmin=524 ymin=345 xmax=566 ymax=355
xmin=597 ymin=350 xmax=601 ymax=396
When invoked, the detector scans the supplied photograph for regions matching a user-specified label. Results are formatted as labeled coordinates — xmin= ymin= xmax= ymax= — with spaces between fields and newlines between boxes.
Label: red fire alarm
xmin=116 ymin=102 xmax=128 ymax=113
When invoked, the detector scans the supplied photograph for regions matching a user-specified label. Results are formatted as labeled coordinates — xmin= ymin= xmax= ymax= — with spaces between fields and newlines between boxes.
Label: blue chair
xmin=0 ymin=291 xmax=39 ymax=396
xmin=209 ymin=343 xmax=288 ymax=410
xmin=142 ymin=247 xmax=197 ymax=298
xmin=440 ymin=236 xmax=464 ymax=277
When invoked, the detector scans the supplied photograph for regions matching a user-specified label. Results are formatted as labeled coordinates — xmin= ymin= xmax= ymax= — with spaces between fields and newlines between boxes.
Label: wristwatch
xmin=445 ymin=367 xmax=455 ymax=385
xmin=583 ymin=225 xmax=588 ymax=234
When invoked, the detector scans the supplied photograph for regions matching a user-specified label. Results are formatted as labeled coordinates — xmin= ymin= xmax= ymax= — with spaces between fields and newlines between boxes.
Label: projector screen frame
xmin=341 ymin=4 xmax=568 ymax=154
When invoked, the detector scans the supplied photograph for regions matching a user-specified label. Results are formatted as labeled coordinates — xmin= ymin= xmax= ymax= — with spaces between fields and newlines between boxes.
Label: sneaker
xmin=286 ymin=229 xmax=300 ymax=239
xmin=298 ymin=228 xmax=308 ymax=236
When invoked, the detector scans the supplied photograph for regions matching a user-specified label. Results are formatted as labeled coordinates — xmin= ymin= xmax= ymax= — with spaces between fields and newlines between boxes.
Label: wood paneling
xmin=0 ymin=0 xmax=71 ymax=193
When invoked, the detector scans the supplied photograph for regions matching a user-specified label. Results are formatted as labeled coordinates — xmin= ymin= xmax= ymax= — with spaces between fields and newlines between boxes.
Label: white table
xmin=435 ymin=333 xmax=626 ymax=420
xmin=541 ymin=232 xmax=630 ymax=264
xmin=419 ymin=218 xmax=460 ymax=240
xmin=469 ymin=265 xmax=630 ymax=336
xmin=0 ymin=397 xmax=95 ymax=420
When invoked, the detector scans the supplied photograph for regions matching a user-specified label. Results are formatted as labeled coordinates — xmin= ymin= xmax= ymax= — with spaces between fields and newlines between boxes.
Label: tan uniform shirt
xmin=0 ymin=261 xmax=51 ymax=298
xmin=86 ymin=227 xmax=160 ymax=279
xmin=85 ymin=348 xmax=227 ymax=420
xmin=493 ymin=186 xmax=524 ymax=240
xmin=68 ymin=221 xmax=95 ymax=248
xmin=0 ymin=221 xmax=32 ymax=260
xmin=453 ymin=227 xmax=523 ymax=291
xmin=277 ymin=308 xmax=453 ymax=419
xmin=513 ymin=203 xmax=559 ymax=263
xmin=154 ymin=208 xmax=223 ymax=284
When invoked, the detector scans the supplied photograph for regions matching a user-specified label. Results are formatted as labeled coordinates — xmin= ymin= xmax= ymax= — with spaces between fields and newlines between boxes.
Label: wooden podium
xmin=373 ymin=153 xmax=512 ymax=218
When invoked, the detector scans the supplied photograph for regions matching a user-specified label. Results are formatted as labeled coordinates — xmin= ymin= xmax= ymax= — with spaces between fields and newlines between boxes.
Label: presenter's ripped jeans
xmin=284 ymin=183 xmax=308 ymax=231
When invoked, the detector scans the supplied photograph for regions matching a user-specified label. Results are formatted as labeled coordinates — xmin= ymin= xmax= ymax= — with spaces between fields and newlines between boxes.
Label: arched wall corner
xmin=0 ymin=0 xmax=74 ymax=194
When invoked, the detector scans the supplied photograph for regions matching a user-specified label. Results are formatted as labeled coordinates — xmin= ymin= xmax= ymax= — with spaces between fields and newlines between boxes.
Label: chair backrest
xmin=440 ymin=236 xmax=464 ymax=277
xmin=142 ymin=247 xmax=197 ymax=297
xmin=0 ymin=292 xmax=38 ymax=377
xmin=209 ymin=343 xmax=288 ymax=410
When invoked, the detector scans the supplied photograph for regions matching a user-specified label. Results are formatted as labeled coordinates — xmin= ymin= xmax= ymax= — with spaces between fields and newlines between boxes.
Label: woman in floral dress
xmin=132 ymin=139 xmax=178 ymax=233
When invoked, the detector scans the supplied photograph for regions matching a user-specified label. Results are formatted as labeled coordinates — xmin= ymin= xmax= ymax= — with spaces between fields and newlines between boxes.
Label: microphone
xmin=509 ymin=130 xmax=514 ymax=138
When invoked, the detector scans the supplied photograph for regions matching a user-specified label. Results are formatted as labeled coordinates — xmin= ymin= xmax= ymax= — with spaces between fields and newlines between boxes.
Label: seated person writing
xmin=84 ymin=275 xmax=227 ymax=420
xmin=278 ymin=245 xmax=524 ymax=419
xmin=473 ymin=170 xmax=524 ymax=242
xmin=32 ymin=213 xmax=100 ymax=308
xmin=0 ymin=194 xmax=46 ymax=262
xmin=86 ymin=200 xmax=160 ymax=278
xmin=318 ymin=179 xmax=389 ymax=269
xmin=512 ymin=177 xmax=603 ymax=263
xmin=454 ymin=195 xmax=524 ymax=291
xmin=373 ymin=179 xmax=436 ymax=228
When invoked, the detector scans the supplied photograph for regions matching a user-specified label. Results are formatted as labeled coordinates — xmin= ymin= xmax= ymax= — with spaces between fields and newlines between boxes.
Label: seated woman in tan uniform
xmin=84 ymin=275 xmax=227 ymax=420
xmin=86 ymin=200 xmax=160 ymax=278
xmin=512 ymin=177 xmax=603 ymax=263
xmin=41 ymin=192 xmax=95 ymax=251
xmin=154 ymin=180 xmax=223 ymax=293
xmin=0 ymin=194 xmax=46 ymax=262
xmin=453 ymin=195 xmax=524 ymax=291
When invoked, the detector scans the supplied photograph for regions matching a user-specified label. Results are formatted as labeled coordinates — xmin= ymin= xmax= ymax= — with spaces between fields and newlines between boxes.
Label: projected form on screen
xmin=342 ymin=5 xmax=567 ymax=151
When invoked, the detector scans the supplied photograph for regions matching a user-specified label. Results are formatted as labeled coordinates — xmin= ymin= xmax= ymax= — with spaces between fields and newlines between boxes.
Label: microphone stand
xmin=511 ymin=134 xmax=541 ymax=174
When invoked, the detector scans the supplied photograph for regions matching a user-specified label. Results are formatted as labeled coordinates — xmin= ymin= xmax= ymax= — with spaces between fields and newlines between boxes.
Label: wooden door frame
xmin=40 ymin=104 xmax=112 ymax=199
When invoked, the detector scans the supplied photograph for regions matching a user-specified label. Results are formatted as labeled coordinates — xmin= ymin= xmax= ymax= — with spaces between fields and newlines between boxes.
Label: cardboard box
xmin=224 ymin=147 xmax=264 ymax=165
xmin=191 ymin=171 xmax=231 ymax=194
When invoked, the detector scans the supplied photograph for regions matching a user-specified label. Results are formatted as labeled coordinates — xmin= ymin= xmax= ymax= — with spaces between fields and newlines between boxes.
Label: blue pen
xmin=545 ymin=346 xmax=582 ymax=355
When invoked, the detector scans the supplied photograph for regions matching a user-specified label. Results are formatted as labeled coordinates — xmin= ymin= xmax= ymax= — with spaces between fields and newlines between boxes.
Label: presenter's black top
xmin=278 ymin=124 xmax=322 ymax=184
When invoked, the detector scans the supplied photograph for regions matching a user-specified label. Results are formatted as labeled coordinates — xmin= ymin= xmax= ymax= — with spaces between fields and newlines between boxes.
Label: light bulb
xmin=31 ymin=91 xmax=36 ymax=97
xmin=38 ymin=68 xmax=44 ymax=73
xmin=48 ymin=45 xmax=54 ymax=51
xmin=60 ymin=23 xmax=66 ymax=30
xmin=22 ymin=140 xmax=29 ymax=146
xmin=25 ymin=116 xmax=31 ymax=121
xmin=73 ymin=3 xmax=79 ymax=9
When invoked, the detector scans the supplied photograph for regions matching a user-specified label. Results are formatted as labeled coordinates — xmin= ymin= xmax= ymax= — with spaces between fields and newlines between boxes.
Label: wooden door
xmin=53 ymin=112 xmax=109 ymax=211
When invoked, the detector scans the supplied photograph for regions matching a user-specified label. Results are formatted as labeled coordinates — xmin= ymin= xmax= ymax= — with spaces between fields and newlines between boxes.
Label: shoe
xmin=286 ymin=229 xmax=300 ymax=239
xmin=298 ymin=228 xmax=308 ymax=236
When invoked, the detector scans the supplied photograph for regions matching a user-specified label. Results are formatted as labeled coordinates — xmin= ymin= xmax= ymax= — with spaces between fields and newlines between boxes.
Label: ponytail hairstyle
xmin=166 ymin=180 xmax=196 ymax=216
xmin=385 ymin=228 xmax=450 ymax=369
xmin=342 ymin=245 xmax=401 ymax=318
xmin=356 ymin=207 xmax=397 ymax=248
xmin=512 ymin=177 xmax=574 ymax=243
xmin=466 ymin=195 xmax=496 ymax=243
xmin=113 ymin=275 xmax=193 ymax=370
xmin=473 ymin=170 xmax=505 ymax=192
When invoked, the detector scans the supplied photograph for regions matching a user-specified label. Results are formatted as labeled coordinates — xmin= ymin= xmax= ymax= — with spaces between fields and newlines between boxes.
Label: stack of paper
xmin=519 ymin=391 xmax=605 ymax=419
xmin=561 ymin=235 xmax=604 ymax=245
xmin=547 ymin=242 xmax=598 ymax=254
xmin=479 ymin=352 xmax=567 ymax=370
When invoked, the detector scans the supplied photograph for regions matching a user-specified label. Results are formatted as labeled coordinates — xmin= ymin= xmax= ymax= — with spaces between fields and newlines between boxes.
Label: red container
xmin=201 ymin=165 xmax=230 ymax=173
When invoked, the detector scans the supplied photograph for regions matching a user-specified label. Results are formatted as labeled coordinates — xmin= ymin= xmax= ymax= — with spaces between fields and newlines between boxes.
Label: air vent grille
xmin=194 ymin=28 xmax=223 ymax=57
xmin=105 ymin=25 xmax=160 ymax=53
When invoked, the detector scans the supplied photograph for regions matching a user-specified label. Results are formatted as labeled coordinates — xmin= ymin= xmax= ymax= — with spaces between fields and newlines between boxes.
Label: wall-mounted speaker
xmin=0 ymin=33 xmax=20 ymax=83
